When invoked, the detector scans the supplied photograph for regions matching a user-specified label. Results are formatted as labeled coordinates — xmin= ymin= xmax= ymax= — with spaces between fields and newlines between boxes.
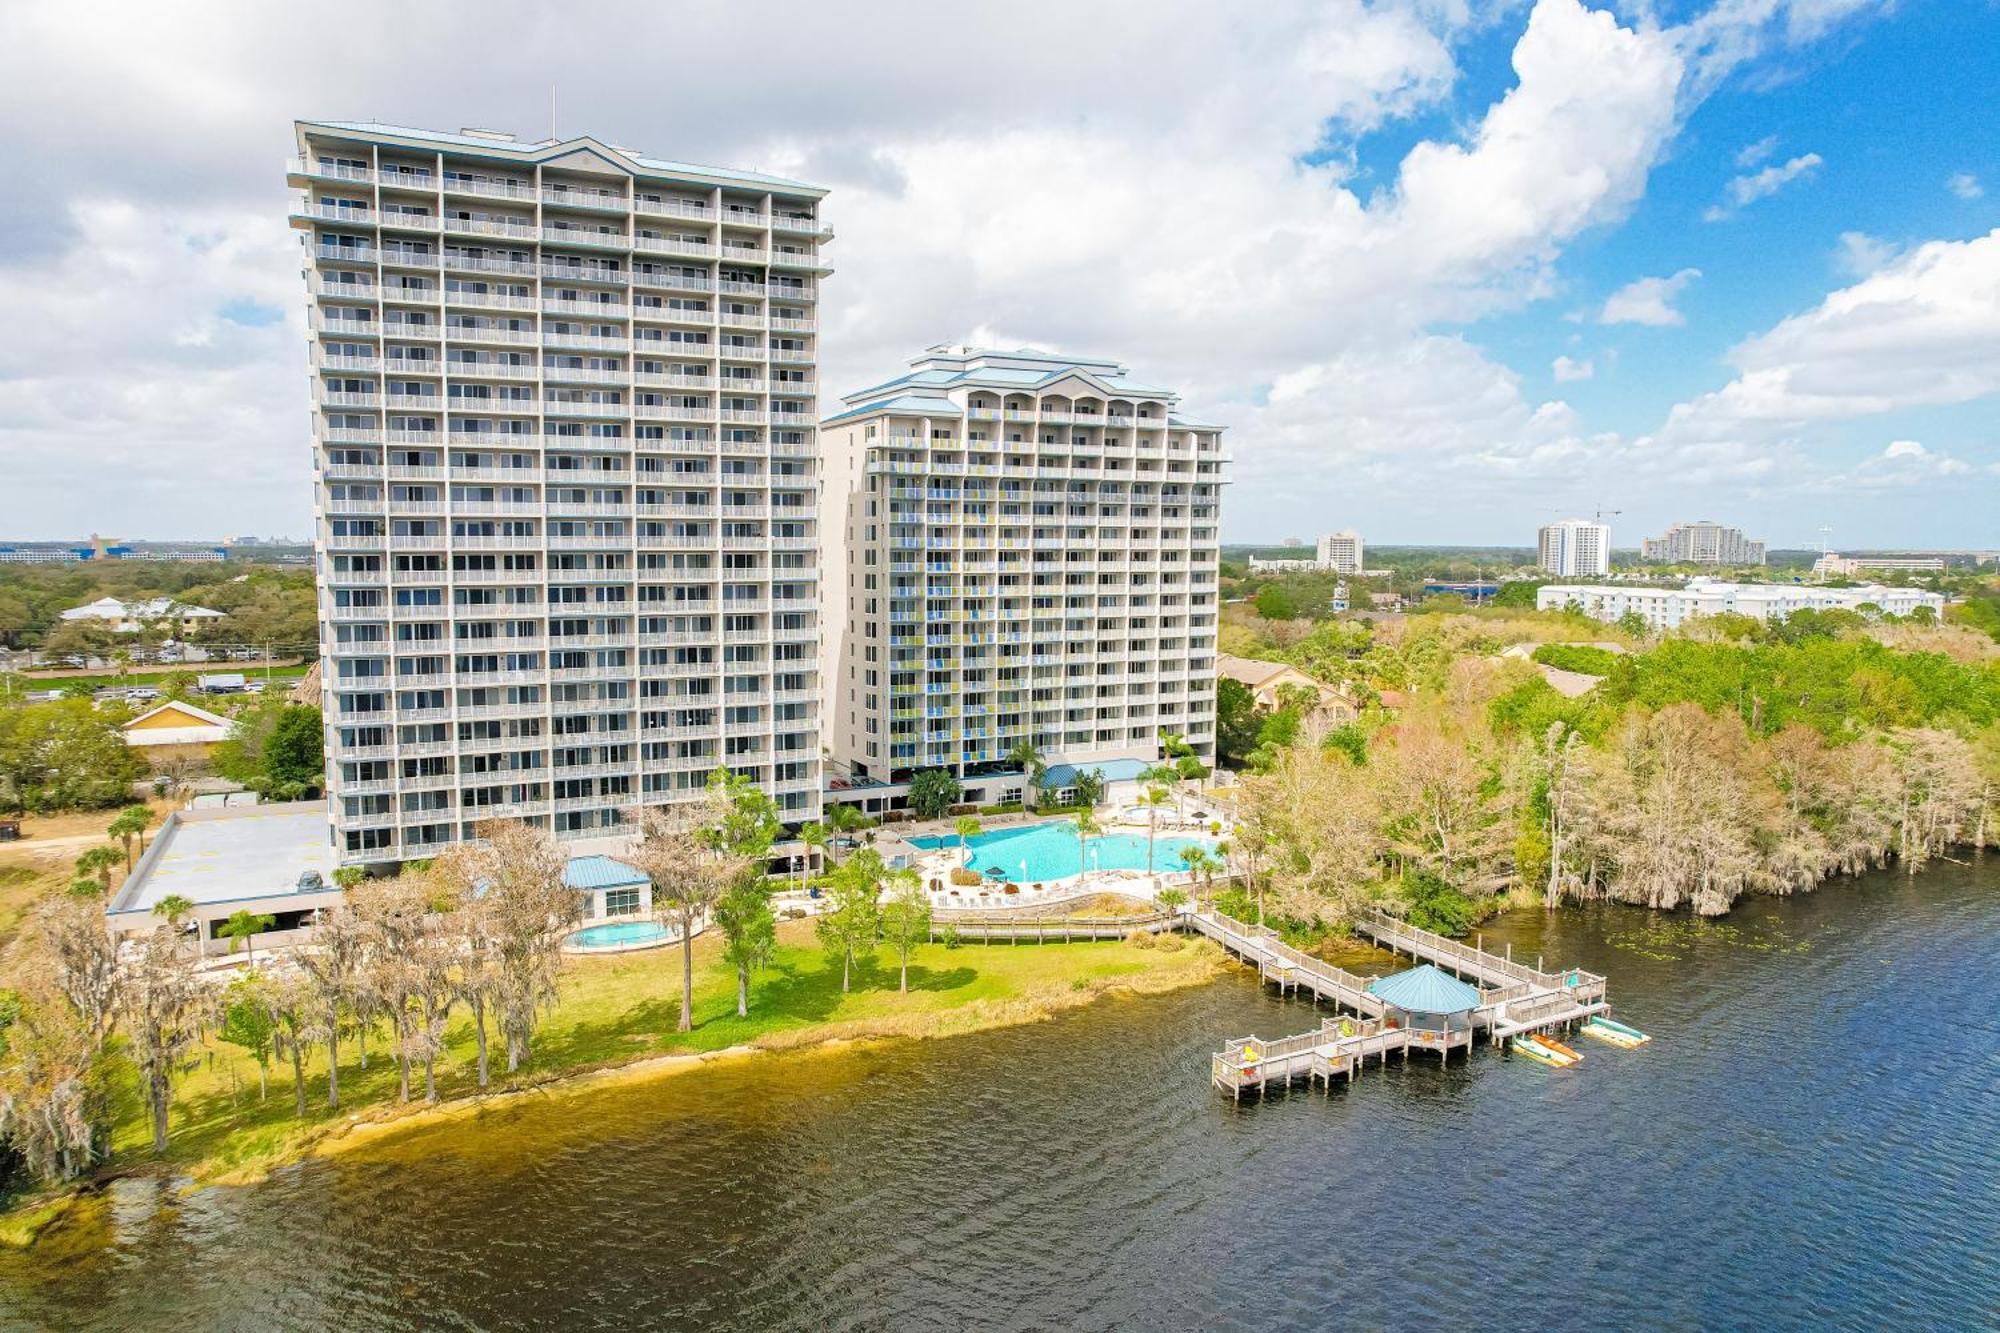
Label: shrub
xmin=977 ymin=801 xmax=1024 ymax=816
xmin=1532 ymin=642 xmax=1621 ymax=676
xmin=1126 ymin=928 xmax=1155 ymax=949
xmin=941 ymin=926 xmax=962 ymax=950
xmin=948 ymin=867 xmax=982 ymax=887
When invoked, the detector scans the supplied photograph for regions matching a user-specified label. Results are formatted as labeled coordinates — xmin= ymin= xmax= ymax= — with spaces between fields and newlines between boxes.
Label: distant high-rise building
xmin=1315 ymin=529 xmax=1364 ymax=574
xmin=819 ymin=345 xmax=1227 ymax=788
xmin=1538 ymin=519 xmax=1610 ymax=577
xmin=291 ymin=119 xmax=832 ymax=865
xmin=1641 ymin=521 xmax=1765 ymax=566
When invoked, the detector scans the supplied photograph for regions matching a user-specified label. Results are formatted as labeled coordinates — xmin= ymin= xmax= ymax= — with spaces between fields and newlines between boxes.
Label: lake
xmin=3 ymin=861 xmax=1996 ymax=1330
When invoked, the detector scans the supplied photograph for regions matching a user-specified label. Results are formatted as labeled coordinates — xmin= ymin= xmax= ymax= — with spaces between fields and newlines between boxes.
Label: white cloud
xmin=1647 ymin=229 xmax=2000 ymax=454
xmin=1811 ymin=439 xmax=1975 ymax=491
xmin=1833 ymin=230 xmax=1897 ymax=277
xmin=1552 ymin=355 xmax=1595 ymax=381
xmin=1703 ymin=151 xmax=1822 ymax=220
xmin=1948 ymin=172 xmax=1984 ymax=200
xmin=1601 ymin=268 xmax=1702 ymax=325
xmin=1735 ymin=134 xmax=1778 ymax=168
xmin=0 ymin=0 xmax=1926 ymax=540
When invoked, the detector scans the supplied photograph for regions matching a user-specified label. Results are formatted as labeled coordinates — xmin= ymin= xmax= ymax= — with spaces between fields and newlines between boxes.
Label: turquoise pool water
xmin=569 ymin=920 xmax=670 ymax=949
xmin=909 ymin=821 xmax=1213 ymax=881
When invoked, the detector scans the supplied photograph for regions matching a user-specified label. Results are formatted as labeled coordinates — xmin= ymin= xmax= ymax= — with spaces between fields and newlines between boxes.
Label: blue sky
xmin=0 ymin=0 xmax=1993 ymax=549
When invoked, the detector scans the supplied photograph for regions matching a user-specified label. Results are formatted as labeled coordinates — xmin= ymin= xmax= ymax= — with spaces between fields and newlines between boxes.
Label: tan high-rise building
xmin=289 ymin=121 xmax=831 ymax=864
xmin=819 ymin=346 xmax=1227 ymax=798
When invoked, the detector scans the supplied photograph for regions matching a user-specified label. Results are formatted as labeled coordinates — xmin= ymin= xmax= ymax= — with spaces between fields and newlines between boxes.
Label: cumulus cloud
xmin=1948 ymin=172 xmax=1984 ymax=200
xmin=1552 ymin=355 xmax=1595 ymax=381
xmin=1647 ymin=229 xmax=2000 ymax=455
xmin=1601 ymin=268 xmax=1702 ymax=326
xmin=0 ymin=0 xmax=1929 ymax=540
xmin=1703 ymin=152 xmax=1822 ymax=220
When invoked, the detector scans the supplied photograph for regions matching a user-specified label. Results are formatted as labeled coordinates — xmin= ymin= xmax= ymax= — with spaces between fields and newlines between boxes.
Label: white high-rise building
xmin=1315 ymin=529 xmax=1364 ymax=574
xmin=1641 ymin=521 xmax=1765 ymax=566
xmin=290 ymin=121 xmax=832 ymax=864
xmin=819 ymin=346 xmax=1227 ymax=795
xmin=1538 ymin=519 xmax=1611 ymax=577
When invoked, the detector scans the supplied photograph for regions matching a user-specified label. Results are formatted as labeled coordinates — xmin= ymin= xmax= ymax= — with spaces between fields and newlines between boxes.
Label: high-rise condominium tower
xmin=1640 ymin=521 xmax=1766 ymax=566
xmin=819 ymin=346 xmax=1227 ymax=794
xmin=1315 ymin=529 xmax=1364 ymax=574
xmin=1538 ymin=519 xmax=1611 ymax=577
xmin=290 ymin=121 xmax=831 ymax=865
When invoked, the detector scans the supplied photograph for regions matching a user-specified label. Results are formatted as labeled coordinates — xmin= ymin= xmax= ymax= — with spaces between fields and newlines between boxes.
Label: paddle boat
xmin=1533 ymin=1032 xmax=1584 ymax=1062
xmin=1582 ymin=1016 xmax=1650 ymax=1047
xmin=1511 ymin=1034 xmax=1575 ymax=1067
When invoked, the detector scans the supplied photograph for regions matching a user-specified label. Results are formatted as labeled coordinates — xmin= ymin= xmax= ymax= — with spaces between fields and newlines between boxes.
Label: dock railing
xmin=1358 ymin=909 xmax=1606 ymax=998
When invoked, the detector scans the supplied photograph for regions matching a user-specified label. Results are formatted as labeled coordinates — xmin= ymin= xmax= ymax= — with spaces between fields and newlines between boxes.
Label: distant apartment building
xmin=290 ymin=120 xmax=832 ymax=864
xmin=819 ymin=345 xmax=1227 ymax=793
xmin=1538 ymin=519 xmax=1611 ymax=577
xmin=1813 ymin=553 xmax=1946 ymax=577
xmin=1642 ymin=521 xmax=1765 ymax=566
xmin=1247 ymin=528 xmax=1363 ymax=575
xmin=1537 ymin=579 xmax=1943 ymax=630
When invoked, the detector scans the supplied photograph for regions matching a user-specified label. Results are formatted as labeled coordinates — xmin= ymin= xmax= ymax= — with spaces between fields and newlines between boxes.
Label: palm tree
xmin=218 ymin=909 xmax=277 ymax=967
xmin=954 ymin=814 xmax=982 ymax=865
xmin=1005 ymin=739 xmax=1047 ymax=810
xmin=108 ymin=805 xmax=153 ymax=872
xmin=799 ymin=820 xmax=829 ymax=886
xmin=1140 ymin=784 xmax=1173 ymax=874
xmin=1178 ymin=846 xmax=1219 ymax=907
xmin=152 ymin=893 xmax=196 ymax=937
xmin=74 ymin=845 xmax=123 ymax=892
xmin=825 ymin=802 xmax=866 ymax=866
xmin=1071 ymin=810 xmax=1101 ymax=880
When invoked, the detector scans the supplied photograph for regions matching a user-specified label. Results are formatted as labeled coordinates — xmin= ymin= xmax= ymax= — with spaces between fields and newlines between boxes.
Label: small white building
xmin=61 ymin=596 xmax=224 ymax=636
xmin=1537 ymin=579 xmax=1945 ymax=630
xmin=562 ymin=855 xmax=653 ymax=920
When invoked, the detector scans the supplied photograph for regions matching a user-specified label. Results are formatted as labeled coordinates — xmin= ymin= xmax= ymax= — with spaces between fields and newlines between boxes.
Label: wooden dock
xmin=1193 ymin=907 xmax=1612 ymax=1097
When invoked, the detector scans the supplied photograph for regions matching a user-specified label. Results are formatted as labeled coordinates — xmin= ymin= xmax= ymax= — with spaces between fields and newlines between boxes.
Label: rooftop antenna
xmin=550 ymin=83 xmax=557 ymax=141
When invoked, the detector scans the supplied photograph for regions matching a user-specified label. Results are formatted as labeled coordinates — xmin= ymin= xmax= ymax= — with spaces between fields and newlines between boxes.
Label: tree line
xmin=1227 ymin=642 xmax=1997 ymax=935
xmin=0 ymin=770 xmax=785 ymax=1190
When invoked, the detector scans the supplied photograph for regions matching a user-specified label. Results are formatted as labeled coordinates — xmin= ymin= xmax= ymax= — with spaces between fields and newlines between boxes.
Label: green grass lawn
xmin=101 ymin=920 xmax=1220 ymax=1184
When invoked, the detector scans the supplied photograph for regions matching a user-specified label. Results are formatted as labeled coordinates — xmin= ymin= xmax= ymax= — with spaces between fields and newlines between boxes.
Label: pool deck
xmin=891 ymin=809 xmax=1226 ymax=911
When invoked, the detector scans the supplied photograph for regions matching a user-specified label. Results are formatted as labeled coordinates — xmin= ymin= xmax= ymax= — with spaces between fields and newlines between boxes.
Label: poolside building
xmin=107 ymin=801 xmax=344 ymax=957
xmin=289 ymin=120 xmax=833 ymax=866
xmin=817 ymin=345 xmax=1228 ymax=803
xmin=562 ymin=854 xmax=652 ymax=920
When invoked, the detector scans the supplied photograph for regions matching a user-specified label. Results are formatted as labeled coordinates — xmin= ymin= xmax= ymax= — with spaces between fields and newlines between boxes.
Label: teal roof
xmin=1043 ymin=758 xmax=1152 ymax=787
xmin=822 ymin=395 xmax=963 ymax=425
xmin=1366 ymin=963 xmax=1483 ymax=1014
xmin=563 ymin=855 xmax=648 ymax=891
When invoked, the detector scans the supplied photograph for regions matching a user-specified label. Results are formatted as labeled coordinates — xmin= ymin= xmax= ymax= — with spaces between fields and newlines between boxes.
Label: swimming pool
xmin=909 ymin=821 xmax=1215 ymax=882
xmin=567 ymin=919 xmax=671 ymax=951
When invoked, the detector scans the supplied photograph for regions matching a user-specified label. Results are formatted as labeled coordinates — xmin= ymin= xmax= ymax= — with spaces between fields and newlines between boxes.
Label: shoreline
xmin=1 ymin=936 xmax=1226 ymax=1248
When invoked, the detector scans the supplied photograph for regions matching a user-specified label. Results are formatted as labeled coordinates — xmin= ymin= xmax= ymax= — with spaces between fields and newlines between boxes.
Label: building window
xmin=604 ymin=887 xmax=642 ymax=917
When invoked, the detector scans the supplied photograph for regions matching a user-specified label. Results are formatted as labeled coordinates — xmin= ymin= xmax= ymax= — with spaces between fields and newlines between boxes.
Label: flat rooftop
xmin=108 ymin=801 xmax=337 ymax=918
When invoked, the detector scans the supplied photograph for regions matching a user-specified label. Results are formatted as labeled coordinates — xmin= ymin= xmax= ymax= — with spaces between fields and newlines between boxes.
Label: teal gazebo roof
xmin=1366 ymin=963 xmax=1483 ymax=1014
